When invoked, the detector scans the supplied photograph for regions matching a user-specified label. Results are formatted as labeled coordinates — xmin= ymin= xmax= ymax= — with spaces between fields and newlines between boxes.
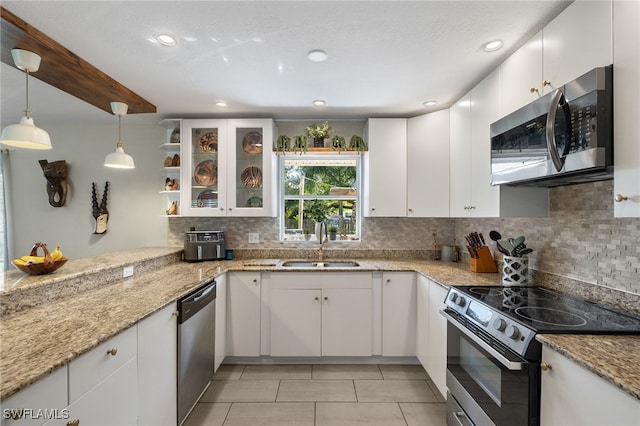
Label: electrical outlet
xmin=123 ymin=265 xmax=134 ymax=277
xmin=248 ymin=233 xmax=260 ymax=243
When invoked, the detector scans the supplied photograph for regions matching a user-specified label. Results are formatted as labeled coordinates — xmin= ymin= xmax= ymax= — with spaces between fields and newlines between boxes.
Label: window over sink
xmin=279 ymin=155 xmax=361 ymax=242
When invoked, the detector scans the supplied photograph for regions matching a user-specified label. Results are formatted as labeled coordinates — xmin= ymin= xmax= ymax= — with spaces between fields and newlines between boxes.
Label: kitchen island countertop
xmin=1 ymin=248 xmax=638 ymax=404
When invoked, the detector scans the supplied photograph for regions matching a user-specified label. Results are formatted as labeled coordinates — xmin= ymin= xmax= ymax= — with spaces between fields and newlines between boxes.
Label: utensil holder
xmin=502 ymin=255 xmax=529 ymax=286
xmin=469 ymin=246 xmax=498 ymax=273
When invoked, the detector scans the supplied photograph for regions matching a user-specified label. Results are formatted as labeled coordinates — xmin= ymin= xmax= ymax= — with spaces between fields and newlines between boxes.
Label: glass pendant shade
xmin=104 ymin=102 xmax=135 ymax=169
xmin=0 ymin=49 xmax=52 ymax=150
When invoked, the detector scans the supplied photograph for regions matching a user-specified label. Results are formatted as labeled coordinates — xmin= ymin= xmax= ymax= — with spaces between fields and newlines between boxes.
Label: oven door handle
xmin=440 ymin=309 xmax=524 ymax=371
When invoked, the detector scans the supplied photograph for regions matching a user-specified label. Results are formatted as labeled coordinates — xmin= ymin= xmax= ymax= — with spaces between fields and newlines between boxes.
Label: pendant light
xmin=0 ymin=49 xmax=52 ymax=149
xmin=104 ymin=102 xmax=135 ymax=169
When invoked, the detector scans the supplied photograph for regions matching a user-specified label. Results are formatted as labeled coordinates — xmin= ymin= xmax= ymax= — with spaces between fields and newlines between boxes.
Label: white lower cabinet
xmin=65 ymin=357 xmax=138 ymax=426
xmin=322 ymin=288 xmax=372 ymax=356
xmin=214 ymin=273 xmax=227 ymax=371
xmin=1 ymin=367 xmax=67 ymax=426
xmin=541 ymin=346 xmax=640 ymax=425
xmin=42 ymin=326 xmax=138 ymax=426
xmin=137 ymin=303 xmax=177 ymax=426
xmin=269 ymin=272 xmax=372 ymax=357
xmin=426 ymin=279 xmax=447 ymax=398
xmin=415 ymin=274 xmax=447 ymax=399
xmin=415 ymin=274 xmax=429 ymax=367
xmin=227 ymin=272 xmax=261 ymax=357
xmin=381 ymin=272 xmax=416 ymax=356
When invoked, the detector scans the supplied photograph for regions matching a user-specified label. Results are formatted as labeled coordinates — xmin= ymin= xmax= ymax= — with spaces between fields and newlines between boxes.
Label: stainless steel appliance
xmin=490 ymin=65 xmax=613 ymax=187
xmin=177 ymin=279 xmax=216 ymax=425
xmin=442 ymin=286 xmax=640 ymax=426
xmin=184 ymin=230 xmax=226 ymax=262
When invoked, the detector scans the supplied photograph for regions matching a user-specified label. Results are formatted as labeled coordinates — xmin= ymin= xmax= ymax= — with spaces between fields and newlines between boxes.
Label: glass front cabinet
xmin=181 ymin=118 xmax=275 ymax=217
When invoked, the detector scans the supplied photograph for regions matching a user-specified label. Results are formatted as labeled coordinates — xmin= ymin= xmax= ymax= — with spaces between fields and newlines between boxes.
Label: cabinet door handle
xmin=386 ymin=279 xmax=391 ymax=285
xmin=252 ymin=279 xmax=258 ymax=284
xmin=530 ymin=87 xmax=539 ymax=93
xmin=324 ymin=296 xmax=328 ymax=301
xmin=541 ymin=362 xmax=552 ymax=371
xmin=615 ymin=194 xmax=629 ymax=202
xmin=172 ymin=311 xmax=179 ymax=317
xmin=314 ymin=297 xmax=319 ymax=301
xmin=543 ymin=80 xmax=552 ymax=87
xmin=106 ymin=348 xmax=118 ymax=356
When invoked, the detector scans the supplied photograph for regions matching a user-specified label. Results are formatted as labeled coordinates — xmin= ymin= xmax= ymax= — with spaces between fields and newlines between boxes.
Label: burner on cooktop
xmin=584 ymin=311 xmax=640 ymax=329
xmin=515 ymin=306 xmax=588 ymax=327
xmin=469 ymin=287 xmax=503 ymax=297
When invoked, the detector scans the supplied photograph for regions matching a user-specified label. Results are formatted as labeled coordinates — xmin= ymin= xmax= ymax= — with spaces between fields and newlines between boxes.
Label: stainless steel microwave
xmin=490 ymin=65 xmax=613 ymax=187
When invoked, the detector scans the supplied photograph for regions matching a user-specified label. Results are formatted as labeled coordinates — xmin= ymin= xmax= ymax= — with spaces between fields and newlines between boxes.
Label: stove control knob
xmin=456 ymin=297 xmax=466 ymax=307
xmin=449 ymin=293 xmax=459 ymax=304
xmin=506 ymin=325 xmax=520 ymax=340
xmin=493 ymin=318 xmax=507 ymax=332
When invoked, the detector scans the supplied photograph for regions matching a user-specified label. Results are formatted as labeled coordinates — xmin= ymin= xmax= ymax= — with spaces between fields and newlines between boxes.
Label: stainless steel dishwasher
xmin=177 ymin=279 xmax=216 ymax=425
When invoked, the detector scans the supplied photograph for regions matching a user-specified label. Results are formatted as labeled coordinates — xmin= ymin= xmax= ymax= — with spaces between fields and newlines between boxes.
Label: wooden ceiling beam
xmin=0 ymin=6 xmax=156 ymax=115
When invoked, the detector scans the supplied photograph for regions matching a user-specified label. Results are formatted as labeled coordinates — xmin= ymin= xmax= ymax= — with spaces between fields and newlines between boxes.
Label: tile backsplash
xmin=169 ymin=180 xmax=640 ymax=300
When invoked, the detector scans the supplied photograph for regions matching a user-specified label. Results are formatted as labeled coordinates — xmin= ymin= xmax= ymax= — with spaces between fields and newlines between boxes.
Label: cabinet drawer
xmin=68 ymin=325 xmax=137 ymax=402
xmin=0 ymin=367 xmax=67 ymax=426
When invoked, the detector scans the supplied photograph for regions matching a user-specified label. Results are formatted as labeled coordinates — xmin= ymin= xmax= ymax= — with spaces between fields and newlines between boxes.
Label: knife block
xmin=469 ymin=246 xmax=498 ymax=273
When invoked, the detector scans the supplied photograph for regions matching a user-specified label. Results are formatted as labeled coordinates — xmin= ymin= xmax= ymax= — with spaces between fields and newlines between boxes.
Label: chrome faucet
xmin=317 ymin=222 xmax=328 ymax=260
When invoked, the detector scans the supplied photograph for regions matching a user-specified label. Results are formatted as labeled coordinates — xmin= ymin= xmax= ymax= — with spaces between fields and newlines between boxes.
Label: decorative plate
xmin=199 ymin=132 xmax=218 ymax=153
xmin=242 ymin=131 xmax=263 ymax=155
xmin=246 ymin=196 xmax=263 ymax=208
xmin=241 ymin=166 xmax=262 ymax=188
xmin=193 ymin=160 xmax=217 ymax=186
xmin=197 ymin=190 xmax=218 ymax=208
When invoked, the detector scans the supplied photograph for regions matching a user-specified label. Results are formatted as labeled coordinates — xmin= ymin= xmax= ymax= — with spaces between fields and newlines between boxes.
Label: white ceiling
xmin=0 ymin=0 xmax=571 ymax=126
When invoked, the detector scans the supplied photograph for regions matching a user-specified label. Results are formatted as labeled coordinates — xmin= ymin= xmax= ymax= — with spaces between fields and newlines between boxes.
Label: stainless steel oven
xmin=443 ymin=309 xmax=539 ymax=426
xmin=442 ymin=285 xmax=640 ymax=426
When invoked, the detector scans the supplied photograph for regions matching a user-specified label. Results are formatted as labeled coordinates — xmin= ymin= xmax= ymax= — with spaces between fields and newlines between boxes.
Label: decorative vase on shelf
xmin=313 ymin=137 xmax=325 ymax=148
xmin=502 ymin=256 xmax=529 ymax=286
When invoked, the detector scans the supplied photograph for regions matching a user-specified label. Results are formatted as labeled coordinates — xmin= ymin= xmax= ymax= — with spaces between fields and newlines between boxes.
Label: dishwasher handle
xmin=178 ymin=280 xmax=216 ymax=324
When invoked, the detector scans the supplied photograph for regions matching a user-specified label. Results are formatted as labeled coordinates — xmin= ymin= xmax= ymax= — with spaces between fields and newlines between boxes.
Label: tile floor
xmin=183 ymin=364 xmax=447 ymax=426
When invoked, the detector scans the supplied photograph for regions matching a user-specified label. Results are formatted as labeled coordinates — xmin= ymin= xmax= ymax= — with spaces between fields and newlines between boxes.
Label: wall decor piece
xmin=38 ymin=159 xmax=68 ymax=207
xmin=91 ymin=181 xmax=109 ymax=234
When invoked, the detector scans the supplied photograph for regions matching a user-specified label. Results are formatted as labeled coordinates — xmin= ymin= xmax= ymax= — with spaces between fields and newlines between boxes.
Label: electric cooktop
xmin=453 ymin=286 xmax=640 ymax=334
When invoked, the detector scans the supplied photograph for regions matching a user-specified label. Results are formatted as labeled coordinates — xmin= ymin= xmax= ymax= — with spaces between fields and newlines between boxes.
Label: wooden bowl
xmin=12 ymin=242 xmax=68 ymax=275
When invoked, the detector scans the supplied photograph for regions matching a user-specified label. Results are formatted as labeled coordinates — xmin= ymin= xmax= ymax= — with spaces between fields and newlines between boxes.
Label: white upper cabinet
xmin=407 ymin=110 xmax=450 ymax=217
xmin=451 ymin=71 xmax=548 ymax=218
xmin=542 ymin=0 xmax=612 ymax=96
xmin=469 ymin=70 xmax=501 ymax=217
xmin=181 ymin=119 xmax=275 ymax=217
xmin=364 ymin=118 xmax=408 ymax=217
xmin=613 ymin=0 xmax=640 ymax=217
xmin=499 ymin=1 xmax=613 ymax=118
xmin=499 ymin=31 xmax=544 ymax=116
xmin=227 ymin=119 xmax=275 ymax=217
xmin=449 ymin=92 xmax=472 ymax=216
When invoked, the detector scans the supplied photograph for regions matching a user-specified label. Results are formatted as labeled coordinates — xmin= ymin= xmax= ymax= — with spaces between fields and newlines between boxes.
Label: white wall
xmin=6 ymin=122 xmax=168 ymax=260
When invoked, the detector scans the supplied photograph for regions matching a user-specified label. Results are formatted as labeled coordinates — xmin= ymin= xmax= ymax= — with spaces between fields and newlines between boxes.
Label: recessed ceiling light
xmin=482 ymin=40 xmax=503 ymax=52
xmin=312 ymin=100 xmax=326 ymax=107
xmin=422 ymin=100 xmax=438 ymax=107
xmin=155 ymin=34 xmax=177 ymax=47
xmin=215 ymin=101 xmax=227 ymax=108
xmin=308 ymin=49 xmax=328 ymax=62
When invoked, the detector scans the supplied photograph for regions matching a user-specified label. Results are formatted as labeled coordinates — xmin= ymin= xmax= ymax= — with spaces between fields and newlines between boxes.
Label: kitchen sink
xmin=280 ymin=260 xmax=360 ymax=268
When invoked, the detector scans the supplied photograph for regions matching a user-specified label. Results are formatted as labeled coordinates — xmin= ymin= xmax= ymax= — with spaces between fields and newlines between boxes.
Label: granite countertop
xmin=536 ymin=334 xmax=640 ymax=400
xmin=2 ymin=248 xmax=638 ymax=404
